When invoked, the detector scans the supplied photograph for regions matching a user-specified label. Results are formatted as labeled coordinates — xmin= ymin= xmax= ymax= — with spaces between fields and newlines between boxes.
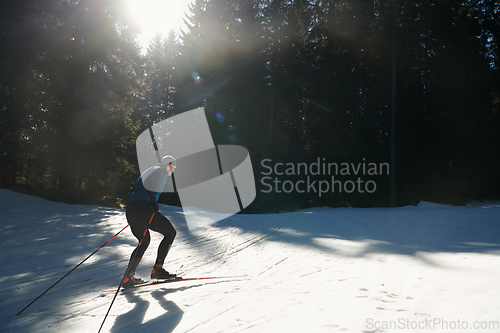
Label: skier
xmin=123 ymin=157 xmax=177 ymax=288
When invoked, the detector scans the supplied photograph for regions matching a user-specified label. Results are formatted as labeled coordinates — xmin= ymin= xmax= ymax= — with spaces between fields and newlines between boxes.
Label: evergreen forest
xmin=1 ymin=0 xmax=499 ymax=211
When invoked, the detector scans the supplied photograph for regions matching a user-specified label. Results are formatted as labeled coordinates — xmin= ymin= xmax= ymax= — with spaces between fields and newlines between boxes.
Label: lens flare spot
xmin=216 ymin=112 xmax=225 ymax=122
xmin=192 ymin=72 xmax=201 ymax=84
xmin=229 ymin=134 xmax=236 ymax=142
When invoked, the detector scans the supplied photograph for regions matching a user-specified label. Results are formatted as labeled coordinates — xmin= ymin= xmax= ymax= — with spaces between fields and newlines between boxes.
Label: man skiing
xmin=123 ymin=157 xmax=177 ymax=288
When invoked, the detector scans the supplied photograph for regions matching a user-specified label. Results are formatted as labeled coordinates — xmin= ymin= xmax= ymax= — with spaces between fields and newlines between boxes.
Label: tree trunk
xmin=389 ymin=2 xmax=398 ymax=207
xmin=268 ymin=93 xmax=274 ymax=145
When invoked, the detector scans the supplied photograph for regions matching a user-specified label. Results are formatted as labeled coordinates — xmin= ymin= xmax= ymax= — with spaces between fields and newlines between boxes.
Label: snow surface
xmin=1 ymin=188 xmax=500 ymax=332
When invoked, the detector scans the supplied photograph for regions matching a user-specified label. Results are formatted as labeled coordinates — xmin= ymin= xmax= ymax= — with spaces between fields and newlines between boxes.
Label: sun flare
xmin=125 ymin=0 xmax=192 ymax=51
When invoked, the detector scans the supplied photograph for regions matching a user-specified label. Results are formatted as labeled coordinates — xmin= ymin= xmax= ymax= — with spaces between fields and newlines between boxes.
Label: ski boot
xmin=122 ymin=272 xmax=146 ymax=289
xmin=151 ymin=264 xmax=176 ymax=280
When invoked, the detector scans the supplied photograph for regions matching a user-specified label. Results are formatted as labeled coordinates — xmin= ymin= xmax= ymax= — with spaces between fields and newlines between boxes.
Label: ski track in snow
xmin=1 ymin=189 xmax=500 ymax=332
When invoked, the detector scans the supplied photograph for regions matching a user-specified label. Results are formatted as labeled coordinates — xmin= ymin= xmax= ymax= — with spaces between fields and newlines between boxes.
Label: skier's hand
xmin=167 ymin=163 xmax=174 ymax=176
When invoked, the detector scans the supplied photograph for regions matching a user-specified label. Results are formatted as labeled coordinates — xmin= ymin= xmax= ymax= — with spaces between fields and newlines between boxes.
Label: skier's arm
xmin=150 ymin=195 xmax=159 ymax=212
xmin=143 ymin=167 xmax=169 ymax=193
xmin=143 ymin=166 xmax=169 ymax=211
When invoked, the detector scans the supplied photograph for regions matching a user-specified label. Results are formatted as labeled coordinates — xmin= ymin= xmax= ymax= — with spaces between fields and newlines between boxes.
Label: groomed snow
xmin=1 ymin=188 xmax=500 ymax=332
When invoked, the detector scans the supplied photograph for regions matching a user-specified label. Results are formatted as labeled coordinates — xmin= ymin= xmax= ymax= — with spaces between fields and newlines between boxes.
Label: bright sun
xmin=125 ymin=0 xmax=193 ymax=52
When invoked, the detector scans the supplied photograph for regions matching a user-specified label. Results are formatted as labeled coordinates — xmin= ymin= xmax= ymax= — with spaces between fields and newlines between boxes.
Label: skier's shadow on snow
xmin=110 ymin=289 xmax=183 ymax=333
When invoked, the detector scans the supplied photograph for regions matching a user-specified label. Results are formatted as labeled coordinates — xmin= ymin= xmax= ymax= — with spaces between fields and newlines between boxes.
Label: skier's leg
xmin=125 ymin=230 xmax=150 ymax=276
xmin=125 ymin=203 xmax=153 ymax=275
xmin=149 ymin=212 xmax=177 ymax=267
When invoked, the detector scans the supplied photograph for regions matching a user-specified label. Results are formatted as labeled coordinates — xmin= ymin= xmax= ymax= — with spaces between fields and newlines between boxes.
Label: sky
xmin=124 ymin=0 xmax=194 ymax=52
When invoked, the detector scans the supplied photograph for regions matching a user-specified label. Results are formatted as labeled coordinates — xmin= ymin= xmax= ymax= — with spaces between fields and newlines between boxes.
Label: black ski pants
xmin=125 ymin=201 xmax=176 ymax=276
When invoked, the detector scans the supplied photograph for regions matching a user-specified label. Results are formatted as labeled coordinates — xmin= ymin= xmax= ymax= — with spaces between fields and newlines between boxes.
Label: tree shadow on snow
xmin=168 ymin=204 xmax=500 ymax=265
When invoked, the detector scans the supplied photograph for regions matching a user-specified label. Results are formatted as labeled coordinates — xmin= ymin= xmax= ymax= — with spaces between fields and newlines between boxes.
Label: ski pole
xmin=16 ymin=224 xmax=130 ymax=316
xmin=98 ymin=211 xmax=155 ymax=333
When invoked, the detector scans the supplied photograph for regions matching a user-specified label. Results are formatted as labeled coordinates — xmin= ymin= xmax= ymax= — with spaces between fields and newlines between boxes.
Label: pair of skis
xmin=101 ymin=274 xmax=248 ymax=293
